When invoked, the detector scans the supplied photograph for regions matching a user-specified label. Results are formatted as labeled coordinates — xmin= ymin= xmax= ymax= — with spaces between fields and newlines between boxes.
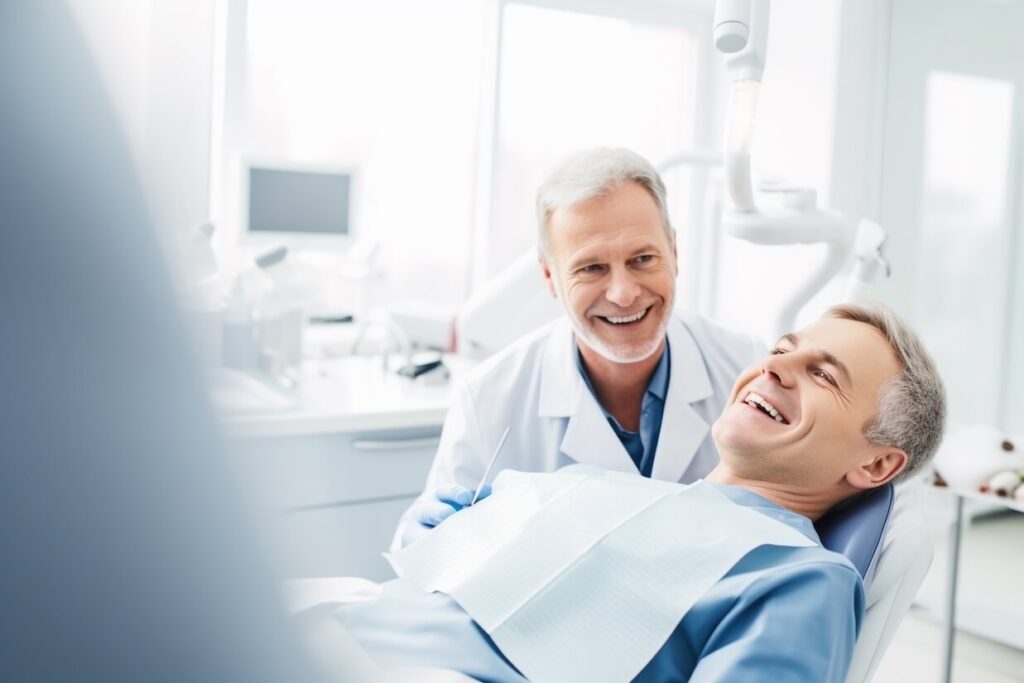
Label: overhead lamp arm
xmin=711 ymin=0 xmax=886 ymax=339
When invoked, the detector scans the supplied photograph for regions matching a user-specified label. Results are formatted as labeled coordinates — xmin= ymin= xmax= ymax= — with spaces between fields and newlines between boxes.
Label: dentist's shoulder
xmin=673 ymin=311 xmax=768 ymax=372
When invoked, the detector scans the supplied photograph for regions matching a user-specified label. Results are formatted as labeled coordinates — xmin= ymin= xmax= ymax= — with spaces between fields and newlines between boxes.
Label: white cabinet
xmin=229 ymin=428 xmax=441 ymax=509
xmin=262 ymin=497 xmax=417 ymax=580
xmin=218 ymin=356 xmax=471 ymax=581
xmin=227 ymin=425 xmax=441 ymax=581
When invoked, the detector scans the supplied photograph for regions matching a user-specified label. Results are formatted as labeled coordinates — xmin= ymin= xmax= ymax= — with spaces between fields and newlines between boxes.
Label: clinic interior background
xmin=69 ymin=0 xmax=1023 ymax=438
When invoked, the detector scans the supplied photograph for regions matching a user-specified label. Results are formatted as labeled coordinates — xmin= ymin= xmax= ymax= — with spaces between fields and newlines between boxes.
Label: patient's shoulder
xmin=738 ymin=547 xmax=865 ymax=623
xmin=727 ymin=545 xmax=863 ymax=599
xmin=680 ymin=549 xmax=864 ymax=683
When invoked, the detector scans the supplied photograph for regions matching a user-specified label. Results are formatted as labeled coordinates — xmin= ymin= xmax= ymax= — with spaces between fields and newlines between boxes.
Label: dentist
xmin=394 ymin=147 xmax=765 ymax=547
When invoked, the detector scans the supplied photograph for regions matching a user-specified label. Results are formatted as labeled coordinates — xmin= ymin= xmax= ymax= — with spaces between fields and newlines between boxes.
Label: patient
xmin=336 ymin=303 xmax=945 ymax=683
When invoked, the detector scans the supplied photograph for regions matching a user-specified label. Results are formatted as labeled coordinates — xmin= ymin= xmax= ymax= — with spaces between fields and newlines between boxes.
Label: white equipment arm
xmin=713 ymin=0 xmax=887 ymax=337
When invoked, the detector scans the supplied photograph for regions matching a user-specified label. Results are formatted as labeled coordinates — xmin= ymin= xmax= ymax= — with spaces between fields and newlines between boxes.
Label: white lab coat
xmin=392 ymin=313 xmax=766 ymax=549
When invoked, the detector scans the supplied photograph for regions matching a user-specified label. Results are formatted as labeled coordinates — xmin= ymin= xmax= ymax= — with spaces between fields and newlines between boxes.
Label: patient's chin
xmin=710 ymin=418 xmax=726 ymax=447
xmin=712 ymin=413 xmax=756 ymax=451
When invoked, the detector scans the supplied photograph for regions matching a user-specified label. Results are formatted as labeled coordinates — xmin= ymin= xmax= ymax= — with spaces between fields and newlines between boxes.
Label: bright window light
xmin=488 ymin=3 xmax=703 ymax=274
xmin=917 ymin=71 xmax=1015 ymax=426
xmin=239 ymin=0 xmax=487 ymax=309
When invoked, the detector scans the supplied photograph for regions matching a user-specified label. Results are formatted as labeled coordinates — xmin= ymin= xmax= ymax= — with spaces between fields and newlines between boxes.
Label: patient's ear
xmin=845 ymin=448 xmax=908 ymax=490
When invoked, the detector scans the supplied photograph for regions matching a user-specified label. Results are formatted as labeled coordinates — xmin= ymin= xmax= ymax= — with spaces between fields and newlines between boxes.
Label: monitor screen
xmin=247 ymin=167 xmax=351 ymax=236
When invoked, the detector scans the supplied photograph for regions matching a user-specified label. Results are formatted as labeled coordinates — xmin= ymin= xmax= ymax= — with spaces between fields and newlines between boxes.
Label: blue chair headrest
xmin=814 ymin=484 xmax=894 ymax=578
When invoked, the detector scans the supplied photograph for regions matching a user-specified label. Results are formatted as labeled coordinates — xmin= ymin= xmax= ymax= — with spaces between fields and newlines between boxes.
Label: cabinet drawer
xmin=258 ymin=496 xmax=412 ymax=580
xmin=227 ymin=426 xmax=440 ymax=509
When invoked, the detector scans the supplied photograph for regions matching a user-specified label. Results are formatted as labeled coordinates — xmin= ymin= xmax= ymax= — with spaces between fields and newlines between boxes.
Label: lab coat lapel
xmin=539 ymin=319 xmax=639 ymax=474
xmin=650 ymin=317 xmax=713 ymax=482
xmin=561 ymin=395 xmax=639 ymax=473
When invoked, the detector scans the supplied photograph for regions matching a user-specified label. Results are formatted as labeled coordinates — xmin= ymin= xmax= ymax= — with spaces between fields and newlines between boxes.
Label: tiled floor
xmin=872 ymin=493 xmax=1024 ymax=682
xmin=874 ymin=609 xmax=1024 ymax=682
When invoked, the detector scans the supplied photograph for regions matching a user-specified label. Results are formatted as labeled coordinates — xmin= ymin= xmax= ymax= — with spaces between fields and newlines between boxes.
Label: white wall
xmin=756 ymin=2 xmax=843 ymax=201
xmin=67 ymin=1 xmax=152 ymax=171
xmin=67 ymin=0 xmax=221 ymax=283
xmin=142 ymin=2 xmax=220 ymax=241
xmin=753 ymin=0 xmax=888 ymax=216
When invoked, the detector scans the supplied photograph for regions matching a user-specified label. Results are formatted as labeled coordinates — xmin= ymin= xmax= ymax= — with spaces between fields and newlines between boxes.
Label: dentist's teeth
xmin=605 ymin=308 xmax=648 ymax=324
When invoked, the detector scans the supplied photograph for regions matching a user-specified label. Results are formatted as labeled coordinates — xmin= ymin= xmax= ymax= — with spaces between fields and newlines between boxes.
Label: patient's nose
xmin=761 ymin=355 xmax=792 ymax=387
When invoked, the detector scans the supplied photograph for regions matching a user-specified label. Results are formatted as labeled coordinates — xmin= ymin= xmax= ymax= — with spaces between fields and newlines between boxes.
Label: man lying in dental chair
xmin=338 ymin=303 xmax=945 ymax=683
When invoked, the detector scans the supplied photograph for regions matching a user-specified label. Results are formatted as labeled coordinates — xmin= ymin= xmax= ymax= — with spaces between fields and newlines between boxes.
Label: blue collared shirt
xmin=573 ymin=341 xmax=670 ymax=478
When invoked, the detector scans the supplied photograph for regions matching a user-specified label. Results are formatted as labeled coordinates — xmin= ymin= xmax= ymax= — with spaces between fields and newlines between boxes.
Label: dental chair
xmin=816 ymin=479 xmax=933 ymax=683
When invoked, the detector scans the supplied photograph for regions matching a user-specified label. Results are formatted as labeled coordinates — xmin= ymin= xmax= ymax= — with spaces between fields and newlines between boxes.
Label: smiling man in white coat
xmin=394 ymin=147 xmax=765 ymax=547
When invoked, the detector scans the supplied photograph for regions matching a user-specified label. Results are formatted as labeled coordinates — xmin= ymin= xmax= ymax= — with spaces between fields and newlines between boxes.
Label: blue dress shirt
xmin=574 ymin=341 xmax=670 ymax=477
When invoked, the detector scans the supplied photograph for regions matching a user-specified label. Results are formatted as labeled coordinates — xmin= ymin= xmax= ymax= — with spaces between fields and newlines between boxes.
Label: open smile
xmin=596 ymin=306 xmax=652 ymax=326
xmin=743 ymin=392 xmax=790 ymax=425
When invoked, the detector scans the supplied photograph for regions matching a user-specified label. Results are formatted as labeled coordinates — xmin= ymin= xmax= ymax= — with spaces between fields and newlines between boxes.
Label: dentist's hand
xmin=401 ymin=484 xmax=492 ymax=547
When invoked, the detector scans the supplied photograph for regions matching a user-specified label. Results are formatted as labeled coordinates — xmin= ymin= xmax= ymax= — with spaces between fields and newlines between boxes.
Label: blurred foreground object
xmin=0 ymin=2 xmax=331 ymax=679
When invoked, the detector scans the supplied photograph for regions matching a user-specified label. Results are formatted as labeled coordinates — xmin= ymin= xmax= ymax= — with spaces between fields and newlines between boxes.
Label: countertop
xmin=216 ymin=354 xmax=475 ymax=439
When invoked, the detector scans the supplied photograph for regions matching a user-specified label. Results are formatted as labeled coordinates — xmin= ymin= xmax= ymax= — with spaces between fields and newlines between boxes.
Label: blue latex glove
xmin=401 ymin=484 xmax=492 ymax=547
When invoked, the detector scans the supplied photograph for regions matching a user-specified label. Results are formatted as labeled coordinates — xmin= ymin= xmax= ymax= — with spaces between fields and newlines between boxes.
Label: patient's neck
xmin=705 ymin=464 xmax=835 ymax=521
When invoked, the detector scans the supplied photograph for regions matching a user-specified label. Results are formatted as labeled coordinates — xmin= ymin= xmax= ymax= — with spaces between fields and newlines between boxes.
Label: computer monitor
xmin=245 ymin=165 xmax=354 ymax=241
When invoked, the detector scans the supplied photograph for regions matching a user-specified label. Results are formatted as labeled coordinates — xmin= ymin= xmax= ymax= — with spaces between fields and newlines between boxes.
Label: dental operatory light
xmin=712 ymin=0 xmax=890 ymax=338
xmin=714 ymin=0 xmax=767 ymax=81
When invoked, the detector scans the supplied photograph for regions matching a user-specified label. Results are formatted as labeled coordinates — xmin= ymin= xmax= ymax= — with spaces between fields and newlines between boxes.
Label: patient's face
xmin=712 ymin=317 xmax=901 ymax=489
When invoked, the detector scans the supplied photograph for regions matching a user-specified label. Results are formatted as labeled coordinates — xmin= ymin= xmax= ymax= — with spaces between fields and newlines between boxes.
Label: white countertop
xmin=217 ymin=354 xmax=475 ymax=439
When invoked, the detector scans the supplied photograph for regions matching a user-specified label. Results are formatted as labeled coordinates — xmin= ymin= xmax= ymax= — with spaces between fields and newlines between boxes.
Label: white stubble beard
xmin=556 ymin=281 xmax=673 ymax=364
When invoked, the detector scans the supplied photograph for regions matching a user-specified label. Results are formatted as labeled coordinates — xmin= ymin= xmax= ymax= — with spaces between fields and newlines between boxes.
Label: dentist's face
xmin=540 ymin=182 xmax=678 ymax=363
xmin=712 ymin=317 xmax=902 ymax=489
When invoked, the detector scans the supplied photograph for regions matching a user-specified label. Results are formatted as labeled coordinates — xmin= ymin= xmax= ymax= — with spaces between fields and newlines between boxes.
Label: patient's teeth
xmin=744 ymin=392 xmax=787 ymax=424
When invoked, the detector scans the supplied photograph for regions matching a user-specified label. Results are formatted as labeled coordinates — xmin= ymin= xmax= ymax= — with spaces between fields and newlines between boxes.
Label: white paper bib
xmin=388 ymin=468 xmax=815 ymax=683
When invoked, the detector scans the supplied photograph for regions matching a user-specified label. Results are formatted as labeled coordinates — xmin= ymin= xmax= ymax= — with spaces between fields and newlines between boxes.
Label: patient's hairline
xmin=823 ymin=303 xmax=946 ymax=485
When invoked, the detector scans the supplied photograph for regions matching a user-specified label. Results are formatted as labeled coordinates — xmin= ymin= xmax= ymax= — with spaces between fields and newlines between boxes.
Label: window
xmin=916 ymin=72 xmax=1015 ymax=426
xmin=484 ymin=2 xmax=713 ymax=283
xmin=226 ymin=0 xmax=717 ymax=317
xmin=231 ymin=0 xmax=487 ymax=309
xmin=880 ymin=0 xmax=1024 ymax=433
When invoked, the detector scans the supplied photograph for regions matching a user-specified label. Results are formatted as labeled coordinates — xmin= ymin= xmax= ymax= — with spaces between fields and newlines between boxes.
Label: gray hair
xmin=825 ymin=303 xmax=946 ymax=484
xmin=535 ymin=147 xmax=673 ymax=258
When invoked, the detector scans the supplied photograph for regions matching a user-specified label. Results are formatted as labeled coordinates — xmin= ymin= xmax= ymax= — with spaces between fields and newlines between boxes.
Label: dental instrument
xmin=471 ymin=425 xmax=511 ymax=506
